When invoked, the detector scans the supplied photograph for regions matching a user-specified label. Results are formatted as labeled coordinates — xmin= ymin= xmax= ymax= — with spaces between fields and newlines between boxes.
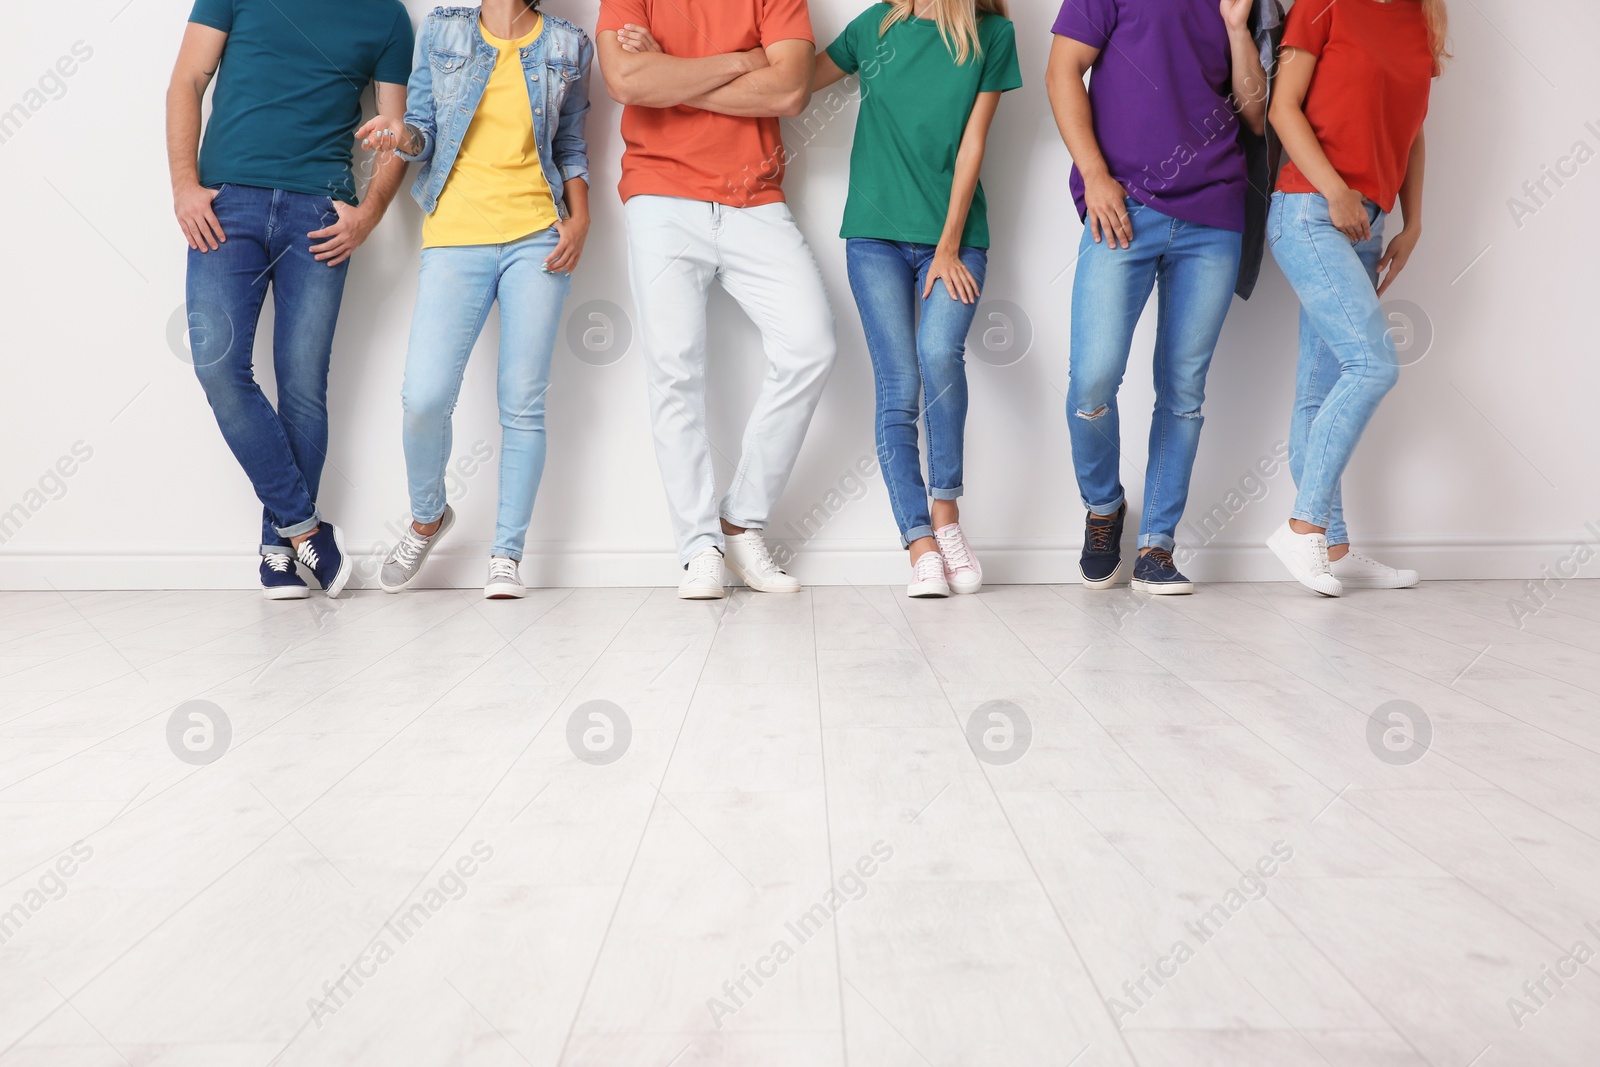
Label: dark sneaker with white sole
xmin=259 ymin=551 xmax=310 ymax=600
xmin=295 ymin=523 xmax=352 ymax=598
xmin=1131 ymin=548 xmax=1194 ymax=595
xmin=1079 ymin=505 xmax=1125 ymax=588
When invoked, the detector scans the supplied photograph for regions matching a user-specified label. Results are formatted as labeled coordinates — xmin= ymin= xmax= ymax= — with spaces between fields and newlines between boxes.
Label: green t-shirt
xmin=825 ymin=5 xmax=1022 ymax=248
xmin=189 ymin=0 xmax=414 ymax=204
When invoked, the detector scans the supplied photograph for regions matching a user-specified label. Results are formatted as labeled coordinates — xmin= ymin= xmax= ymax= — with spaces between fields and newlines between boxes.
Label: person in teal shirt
xmin=166 ymin=0 xmax=413 ymax=600
xmin=814 ymin=0 xmax=1022 ymax=599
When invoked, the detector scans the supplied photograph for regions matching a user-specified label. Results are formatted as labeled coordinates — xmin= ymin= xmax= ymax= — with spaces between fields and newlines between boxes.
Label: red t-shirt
xmin=1275 ymin=0 xmax=1435 ymax=211
xmin=596 ymin=0 xmax=814 ymax=207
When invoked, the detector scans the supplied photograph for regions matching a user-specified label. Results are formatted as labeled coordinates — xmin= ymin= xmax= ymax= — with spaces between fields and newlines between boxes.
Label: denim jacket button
xmin=535 ymin=108 xmax=542 ymax=115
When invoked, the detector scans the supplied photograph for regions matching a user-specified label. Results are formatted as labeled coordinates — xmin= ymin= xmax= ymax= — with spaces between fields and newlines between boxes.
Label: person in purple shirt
xmin=1047 ymin=0 xmax=1267 ymax=594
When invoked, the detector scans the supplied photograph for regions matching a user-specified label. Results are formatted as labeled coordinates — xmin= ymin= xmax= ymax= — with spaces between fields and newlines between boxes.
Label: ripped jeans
xmin=1066 ymin=199 xmax=1242 ymax=551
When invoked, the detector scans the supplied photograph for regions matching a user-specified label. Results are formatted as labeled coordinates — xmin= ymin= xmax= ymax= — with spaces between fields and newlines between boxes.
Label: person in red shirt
xmin=596 ymin=0 xmax=838 ymax=600
xmin=1263 ymin=0 xmax=1449 ymax=597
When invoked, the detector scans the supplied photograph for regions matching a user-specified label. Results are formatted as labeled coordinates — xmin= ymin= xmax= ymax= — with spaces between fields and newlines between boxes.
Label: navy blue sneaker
xmin=1131 ymin=548 xmax=1194 ymax=595
xmin=1079 ymin=505 xmax=1125 ymax=588
xmin=294 ymin=523 xmax=352 ymax=598
xmin=260 ymin=551 xmax=310 ymax=601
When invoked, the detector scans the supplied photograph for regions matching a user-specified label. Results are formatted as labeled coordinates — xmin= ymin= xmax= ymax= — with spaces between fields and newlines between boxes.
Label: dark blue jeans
xmin=186 ymin=183 xmax=350 ymax=552
xmin=845 ymin=239 xmax=987 ymax=547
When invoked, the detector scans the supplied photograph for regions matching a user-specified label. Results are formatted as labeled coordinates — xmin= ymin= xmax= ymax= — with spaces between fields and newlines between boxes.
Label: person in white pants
xmin=599 ymin=0 xmax=837 ymax=599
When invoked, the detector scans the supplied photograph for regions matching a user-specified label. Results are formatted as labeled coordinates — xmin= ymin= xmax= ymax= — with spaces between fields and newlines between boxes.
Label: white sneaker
xmin=1331 ymin=549 xmax=1420 ymax=589
xmin=723 ymin=529 xmax=801 ymax=593
xmin=679 ymin=546 xmax=727 ymax=600
xmin=1267 ymin=522 xmax=1343 ymax=597
xmin=907 ymin=551 xmax=951 ymax=599
xmin=934 ymin=522 xmax=982 ymax=594
xmin=484 ymin=556 xmax=526 ymax=600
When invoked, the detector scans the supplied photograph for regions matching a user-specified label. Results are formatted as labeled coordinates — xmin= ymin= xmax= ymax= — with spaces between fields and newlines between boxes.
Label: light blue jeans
xmin=401 ymin=227 xmax=571 ymax=560
xmin=845 ymin=238 xmax=987 ymax=547
xmin=1268 ymin=192 xmax=1398 ymax=548
xmin=1067 ymin=199 xmax=1242 ymax=551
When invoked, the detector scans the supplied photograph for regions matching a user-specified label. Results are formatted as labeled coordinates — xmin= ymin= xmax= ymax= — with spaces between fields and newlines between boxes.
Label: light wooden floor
xmin=1 ymin=580 xmax=1597 ymax=1067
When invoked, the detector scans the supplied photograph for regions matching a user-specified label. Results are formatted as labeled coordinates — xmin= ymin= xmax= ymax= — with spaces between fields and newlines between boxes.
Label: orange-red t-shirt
xmin=1275 ymin=0 xmax=1435 ymax=212
xmin=597 ymin=0 xmax=815 ymax=207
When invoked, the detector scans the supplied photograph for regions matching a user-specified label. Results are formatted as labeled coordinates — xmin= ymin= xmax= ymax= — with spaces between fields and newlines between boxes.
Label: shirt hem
xmin=198 ymin=175 xmax=358 ymax=204
xmin=619 ymin=182 xmax=787 ymax=209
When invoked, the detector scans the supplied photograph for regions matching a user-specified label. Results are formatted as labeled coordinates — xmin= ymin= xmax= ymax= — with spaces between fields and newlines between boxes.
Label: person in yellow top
xmin=357 ymin=0 xmax=594 ymax=599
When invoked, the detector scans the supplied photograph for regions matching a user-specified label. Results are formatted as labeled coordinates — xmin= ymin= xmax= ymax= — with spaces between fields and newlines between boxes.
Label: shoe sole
xmin=1079 ymin=561 xmax=1122 ymax=589
xmin=1266 ymin=536 xmax=1342 ymax=598
xmin=323 ymin=525 xmax=353 ymax=599
xmin=379 ymin=508 xmax=456 ymax=594
xmin=678 ymin=587 xmax=727 ymax=600
xmin=1131 ymin=579 xmax=1193 ymax=595
xmin=262 ymin=585 xmax=311 ymax=601
xmin=907 ymin=583 xmax=950 ymax=599
xmin=1336 ymin=576 xmax=1421 ymax=590
xmin=484 ymin=586 xmax=526 ymax=600
xmin=948 ymin=576 xmax=982 ymax=595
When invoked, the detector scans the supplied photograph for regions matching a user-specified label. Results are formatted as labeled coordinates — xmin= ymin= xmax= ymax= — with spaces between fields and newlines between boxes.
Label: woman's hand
xmin=924 ymin=244 xmax=979 ymax=304
xmin=616 ymin=24 xmax=662 ymax=53
xmin=545 ymin=213 xmax=590 ymax=275
xmin=1327 ymin=186 xmax=1372 ymax=243
xmin=174 ymin=182 xmax=225 ymax=252
xmin=356 ymin=116 xmax=408 ymax=156
xmin=1084 ymin=171 xmax=1132 ymax=248
xmin=1376 ymin=226 xmax=1421 ymax=296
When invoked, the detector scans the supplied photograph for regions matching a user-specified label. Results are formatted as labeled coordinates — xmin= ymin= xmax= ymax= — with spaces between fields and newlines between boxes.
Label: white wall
xmin=2 ymin=0 xmax=1597 ymax=590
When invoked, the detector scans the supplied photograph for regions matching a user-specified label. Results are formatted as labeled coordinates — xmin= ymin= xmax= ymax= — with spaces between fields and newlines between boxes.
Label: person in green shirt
xmin=815 ymin=0 xmax=1021 ymax=598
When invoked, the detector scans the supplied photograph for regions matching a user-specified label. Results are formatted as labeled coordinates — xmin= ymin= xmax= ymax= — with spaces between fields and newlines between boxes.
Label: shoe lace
xmin=935 ymin=525 xmax=972 ymax=569
xmin=296 ymin=540 xmax=320 ymax=569
xmin=1086 ymin=514 xmax=1117 ymax=553
xmin=264 ymin=554 xmax=292 ymax=573
xmin=741 ymin=532 xmax=783 ymax=574
xmin=689 ymin=550 xmax=723 ymax=582
xmin=488 ymin=557 xmax=518 ymax=582
xmin=915 ymin=552 xmax=946 ymax=582
xmin=1145 ymin=548 xmax=1176 ymax=572
xmin=391 ymin=528 xmax=429 ymax=568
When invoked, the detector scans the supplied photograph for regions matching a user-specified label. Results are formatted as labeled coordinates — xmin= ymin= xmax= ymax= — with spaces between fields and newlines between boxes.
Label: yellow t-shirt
xmin=422 ymin=18 xmax=559 ymax=249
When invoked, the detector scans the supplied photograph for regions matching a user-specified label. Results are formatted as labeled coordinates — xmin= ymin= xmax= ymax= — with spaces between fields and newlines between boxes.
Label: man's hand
xmin=616 ymin=24 xmax=662 ymax=53
xmin=1328 ymin=187 xmax=1372 ymax=243
xmin=308 ymin=201 xmax=377 ymax=267
xmin=1220 ymin=0 xmax=1252 ymax=33
xmin=175 ymin=182 xmax=225 ymax=252
xmin=1376 ymin=227 xmax=1420 ymax=296
xmin=544 ymin=213 xmax=591 ymax=275
xmin=1084 ymin=171 xmax=1132 ymax=248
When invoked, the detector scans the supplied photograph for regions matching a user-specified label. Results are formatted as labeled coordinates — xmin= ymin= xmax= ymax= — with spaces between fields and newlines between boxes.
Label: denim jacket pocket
xmin=429 ymin=50 xmax=470 ymax=99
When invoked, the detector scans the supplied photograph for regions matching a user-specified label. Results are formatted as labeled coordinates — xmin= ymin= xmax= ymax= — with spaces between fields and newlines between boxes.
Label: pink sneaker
xmin=934 ymin=523 xmax=982 ymax=594
xmin=907 ymin=550 xmax=950 ymax=599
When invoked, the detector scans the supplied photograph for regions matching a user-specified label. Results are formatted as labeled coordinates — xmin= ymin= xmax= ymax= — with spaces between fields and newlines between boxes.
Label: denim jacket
xmin=1236 ymin=0 xmax=1286 ymax=299
xmin=397 ymin=6 xmax=593 ymax=220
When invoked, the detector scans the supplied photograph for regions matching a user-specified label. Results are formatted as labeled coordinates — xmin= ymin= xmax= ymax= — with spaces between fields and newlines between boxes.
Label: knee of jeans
xmin=1072 ymin=400 xmax=1111 ymax=421
xmin=500 ymin=394 xmax=547 ymax=432
xmin=401 ymin=381 xmax=454 ymax=422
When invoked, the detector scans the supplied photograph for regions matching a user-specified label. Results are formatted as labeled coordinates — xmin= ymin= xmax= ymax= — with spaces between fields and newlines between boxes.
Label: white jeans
xmin=624 ymin=195 xmax=837 ymax=564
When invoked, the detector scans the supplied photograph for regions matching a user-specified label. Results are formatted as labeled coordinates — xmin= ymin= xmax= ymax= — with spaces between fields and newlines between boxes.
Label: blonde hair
xmin=1422 ymin=0 xmax=1451 ymax=70
xmin=878 ymin=0 xmax=1008 ymax=67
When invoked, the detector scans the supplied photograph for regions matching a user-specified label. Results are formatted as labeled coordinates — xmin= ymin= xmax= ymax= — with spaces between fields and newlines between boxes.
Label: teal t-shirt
xmin=189 ymin=0 xmax=414 ymax=203
xmin=825 ymin=5 xmax=1022 ymax=248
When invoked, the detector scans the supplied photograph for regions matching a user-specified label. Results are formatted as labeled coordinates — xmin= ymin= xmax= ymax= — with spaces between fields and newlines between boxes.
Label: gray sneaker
xmin=379 ymin=506 xmax=454 ymax=593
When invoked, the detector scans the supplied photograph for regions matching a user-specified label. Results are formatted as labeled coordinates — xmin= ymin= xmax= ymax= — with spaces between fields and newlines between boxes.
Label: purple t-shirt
xmin=1053 ymin=0 xmax=1247 ymax=232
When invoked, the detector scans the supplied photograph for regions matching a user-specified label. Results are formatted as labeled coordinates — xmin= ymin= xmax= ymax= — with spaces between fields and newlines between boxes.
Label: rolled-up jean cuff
xmin=1290 ymin=508 xmax=1332 ymax=533
xmin=901 ymin=523 xmax=935 ymax=549
xmin=276 ymin=512 xmax=321 ymax=539
xmin=680 ymin=532 xmax=723 ymax=568
xmin=1138 ymin=533 xmax=1176 ymax=551
xmin=413 ymin=504 xmax=447 ymax=526
xmin=929 ymin=485 xmax=963 ymax=502
xmin=1084 ymin=493 xmax=1125 ymax=516
xmin=260 ymin=545 xmax=292 ymax=558
xmin=718 ymin=512 xmax=763 ymax=531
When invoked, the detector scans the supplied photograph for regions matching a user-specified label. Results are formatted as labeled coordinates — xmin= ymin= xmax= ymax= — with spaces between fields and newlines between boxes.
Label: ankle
xmin=413 ymin=518 xmax=442 ymax=538
xmin=1327 ymin=543 xmax=1349 ymax=561
xmin=909 ymin=537 xmax=938 ymax=562
xmin=720 ymin=519 xmax=746 ymax=537
xmin=1287 ymin=519 xmax=1325 ymax=536
xmin=290 ymin=525 xmax=319 ymax=548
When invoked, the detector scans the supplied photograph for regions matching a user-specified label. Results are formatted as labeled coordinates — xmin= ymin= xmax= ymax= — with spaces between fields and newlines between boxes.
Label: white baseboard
xmin=1 ymin=537 xmax=1595 ymax=590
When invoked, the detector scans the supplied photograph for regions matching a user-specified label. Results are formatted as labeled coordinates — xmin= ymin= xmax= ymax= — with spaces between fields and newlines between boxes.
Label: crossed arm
xmin=598 ymin=25 xmax=813 ymax=118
